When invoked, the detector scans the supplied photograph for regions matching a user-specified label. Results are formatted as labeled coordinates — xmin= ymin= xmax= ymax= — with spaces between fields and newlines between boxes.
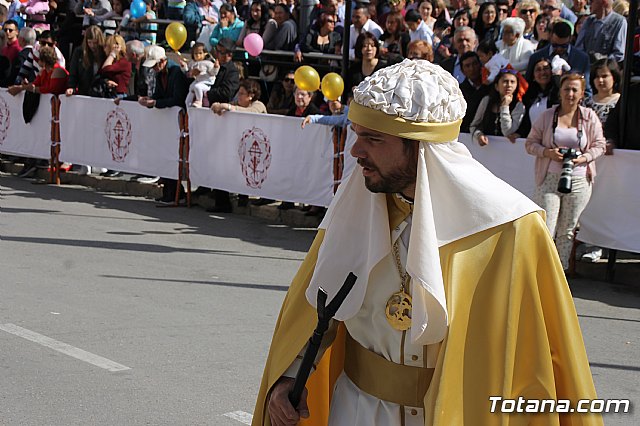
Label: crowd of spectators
xmin=0 ymin=0 xmax=638 ymax=249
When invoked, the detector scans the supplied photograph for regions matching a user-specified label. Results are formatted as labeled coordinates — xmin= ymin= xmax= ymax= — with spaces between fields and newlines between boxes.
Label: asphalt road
xmin=1 ymin=175 xmax=638 ymax=425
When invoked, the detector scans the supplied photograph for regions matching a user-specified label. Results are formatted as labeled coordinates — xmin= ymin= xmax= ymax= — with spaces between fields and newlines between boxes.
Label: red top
xmin=2 ymin=39 xmax=22 ymax=64
xmin=99 ymin=58 xmax=132 ymax=94
xmin=34 ymin=63 xmax=69 ymax=95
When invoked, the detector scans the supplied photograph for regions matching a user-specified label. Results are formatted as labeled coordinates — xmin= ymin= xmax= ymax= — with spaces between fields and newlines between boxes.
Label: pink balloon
xmin=243 ymin=33 xmax=264 ymax=57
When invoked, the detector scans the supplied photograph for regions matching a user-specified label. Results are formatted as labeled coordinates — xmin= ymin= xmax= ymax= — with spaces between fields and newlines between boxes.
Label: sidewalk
xmin=0 ymin=160 xmax=323 ymax=229
xmin=2 ymin=160 xmax=638 ymax=289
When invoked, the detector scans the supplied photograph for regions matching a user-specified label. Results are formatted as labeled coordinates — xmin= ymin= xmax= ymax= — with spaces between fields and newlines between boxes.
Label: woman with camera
xmin=525 ymin=73 xmax=606 ymax=270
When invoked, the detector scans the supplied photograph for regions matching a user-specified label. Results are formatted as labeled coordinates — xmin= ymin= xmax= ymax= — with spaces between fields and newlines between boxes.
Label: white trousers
xmin=534 ymin=172 xmax=592 ymax=269
xmin=186 ymin=81 xmax=213 ymax=105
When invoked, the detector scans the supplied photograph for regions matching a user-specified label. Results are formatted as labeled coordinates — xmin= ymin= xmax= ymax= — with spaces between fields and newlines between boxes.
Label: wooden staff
xmin=289 ymin=272 xmax=358 ymax=409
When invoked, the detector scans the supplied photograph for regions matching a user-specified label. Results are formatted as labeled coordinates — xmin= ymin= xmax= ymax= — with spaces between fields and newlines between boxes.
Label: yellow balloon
xmin=294 ymin=66 xmax=320 ymax=92
xmin=165 ymin=22 xmax=187 ymax=51
xmin=321 ymin=73 xmax=345 ymax=101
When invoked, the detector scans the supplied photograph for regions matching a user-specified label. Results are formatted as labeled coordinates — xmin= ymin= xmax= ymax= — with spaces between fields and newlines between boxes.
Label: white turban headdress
xmin=307 ymin=59 xmax=540 ymax=345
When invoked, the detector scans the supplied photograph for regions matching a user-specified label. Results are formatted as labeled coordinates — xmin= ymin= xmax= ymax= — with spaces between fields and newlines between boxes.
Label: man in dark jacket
xmin=525 ymin=21 xmax=592 ymax=94
xmin=438 ymin=26 xmax=478 ymax=84
xmin=139 ymin=45 xmax=189 ymax=109
xmin=458 ymin=51 xmax=490 ymax=134
xmin=140 ymin=45 xmax=189 ymax=203
xmin=206 ymin=37 xmax=239 ymax=105
xmin=205 ymin=38 xmax=240 ymax=213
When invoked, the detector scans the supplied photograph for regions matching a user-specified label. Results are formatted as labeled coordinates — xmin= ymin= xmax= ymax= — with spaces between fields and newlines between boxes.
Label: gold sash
xmin=343 ymin=333 xmax=434 ymax=408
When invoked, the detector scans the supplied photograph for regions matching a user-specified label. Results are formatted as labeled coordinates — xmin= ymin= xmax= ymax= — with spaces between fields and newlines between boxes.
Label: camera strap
xmin=552 ymin=106 xmax=584 ymax=150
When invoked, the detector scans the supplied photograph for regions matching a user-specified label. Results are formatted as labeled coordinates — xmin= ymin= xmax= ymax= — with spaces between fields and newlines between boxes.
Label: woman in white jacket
xmin=496 ymin=17 xmax=535 ymax=73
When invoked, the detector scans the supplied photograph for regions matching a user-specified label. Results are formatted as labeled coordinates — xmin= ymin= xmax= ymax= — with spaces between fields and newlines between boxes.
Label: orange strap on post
xmin=180 ymin=109 xmax=191 ymax=208
xmin=50 ymin=97 xmax=61 ymax=185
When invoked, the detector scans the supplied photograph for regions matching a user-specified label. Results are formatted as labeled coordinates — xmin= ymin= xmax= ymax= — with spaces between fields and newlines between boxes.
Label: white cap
xmin=352 ymin=59 xmax=466 ymax=124
xmin=143 ymin=45 xmax=167 ymax=67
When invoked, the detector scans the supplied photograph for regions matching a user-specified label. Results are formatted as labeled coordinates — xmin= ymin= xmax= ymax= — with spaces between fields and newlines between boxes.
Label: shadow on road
xmin=1 ymin=176 xmax=316 ymax=255
xmin=100 ymin=274 xmax=290 ymax=292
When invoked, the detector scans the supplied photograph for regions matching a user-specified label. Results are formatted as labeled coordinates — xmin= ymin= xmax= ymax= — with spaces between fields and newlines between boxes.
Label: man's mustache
xmin=357 ymin=159 xmax=378 ymax=171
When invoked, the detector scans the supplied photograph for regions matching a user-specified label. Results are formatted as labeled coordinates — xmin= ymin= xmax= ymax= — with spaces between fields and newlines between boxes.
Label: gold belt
xmin=343 ymin=333 xmax=434 ymax=408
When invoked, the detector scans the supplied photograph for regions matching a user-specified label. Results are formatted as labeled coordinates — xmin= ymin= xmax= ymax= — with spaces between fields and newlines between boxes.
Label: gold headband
xmin=348 ymin=101 xmax=462 ymax=143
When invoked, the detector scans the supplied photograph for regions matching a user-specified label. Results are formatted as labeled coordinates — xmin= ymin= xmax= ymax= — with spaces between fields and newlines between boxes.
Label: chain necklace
xmin=385 ymin=240 xmax=412 ymax=331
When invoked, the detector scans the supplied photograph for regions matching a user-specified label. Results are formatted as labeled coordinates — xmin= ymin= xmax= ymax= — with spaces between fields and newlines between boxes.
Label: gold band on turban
xmin=348 ymin=101 xmax=462 ymax=143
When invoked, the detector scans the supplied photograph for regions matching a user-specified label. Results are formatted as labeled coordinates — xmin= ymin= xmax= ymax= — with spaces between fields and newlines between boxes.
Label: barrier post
xmin=49 ymin=96 xmax=61 ymax=185
xmin=172 ymin=109 xmax=191 ymax=207
xmin=179 ymin=109 xmax=192 ymax=207
xmin=606 ymin=250 xmax=618 ymax=282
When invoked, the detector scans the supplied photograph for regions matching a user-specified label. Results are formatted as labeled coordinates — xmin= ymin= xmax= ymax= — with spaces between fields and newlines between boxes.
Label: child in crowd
xmin=131 ymin=0 xmax=158 ymax=45
xmin=94 ymin=0 xmax=131 ymax=36
xmin=76 ymin=0 xmax=115 ymax=31
xmin=432 ymin=19 xmax=452 ymax=63
xmin=477 ymin=39 xmax=509 ymax=84
xmin=184 ymin=42 xmax=217 ymax=107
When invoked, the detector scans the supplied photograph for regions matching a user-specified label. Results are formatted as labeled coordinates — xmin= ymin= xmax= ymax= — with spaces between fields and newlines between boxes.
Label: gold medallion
xmin=385 ymin=290 xmax=412 ymax=331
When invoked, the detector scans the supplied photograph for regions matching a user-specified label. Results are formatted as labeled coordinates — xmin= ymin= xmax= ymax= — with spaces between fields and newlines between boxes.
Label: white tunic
xmin=287 ymin=217 xmax=439 ymax=426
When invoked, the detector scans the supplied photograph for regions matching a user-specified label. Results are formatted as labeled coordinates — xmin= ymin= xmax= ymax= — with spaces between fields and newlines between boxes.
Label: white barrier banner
xmin=0 ymin=89 xmax=53 ymax=159
xmin=342 ymin=128 xmax=357 ymax=184
xmin=458 ymin=133 xmax=537 ymax=198
xmin=188 ymin=108 xmax=334 ymax=206
xmin=577 ymin=150 xmax=640 ymax=252
xmin=59 ymin=96 xmax=181 ymax=179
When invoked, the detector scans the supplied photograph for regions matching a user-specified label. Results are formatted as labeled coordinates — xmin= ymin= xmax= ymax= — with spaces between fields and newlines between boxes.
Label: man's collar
xmin=548 ymin=43 xmax=571 ymax=56
xmin=395 ymin=192 xmax=414 ymax=205
xmin=467 ymin=78 xmax=482 ymax=89
xmin=600 ymin=9 xmax=615 ymax=21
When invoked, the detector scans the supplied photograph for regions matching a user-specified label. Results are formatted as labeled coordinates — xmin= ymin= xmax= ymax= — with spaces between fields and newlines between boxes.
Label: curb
xmin=1 ymin=161 xmax=322 ymax=229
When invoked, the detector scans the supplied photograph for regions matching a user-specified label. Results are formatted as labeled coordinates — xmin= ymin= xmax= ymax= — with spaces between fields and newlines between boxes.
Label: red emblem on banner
xmin=104 ymin=107 xmax=132 ymax=162
xmin=238 ymin=126 xmax=272 ymax=189
xmin=0 ymin=94 xmax=10 ymax=145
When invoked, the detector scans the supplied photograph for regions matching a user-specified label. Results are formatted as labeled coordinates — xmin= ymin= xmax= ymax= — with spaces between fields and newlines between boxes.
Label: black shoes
xmin=277 ymin=202 xmax=294 ymax=210
xmin=192 ymin=187 xmax=212 ymax=197
xmin=237 ymin=195 xmax=249 ymax=207
xmin=101 ymin=170 xmax=122 ymax=178
xmin=252 ymin=198 xmax=274 ymax=206
xmin=305 ymin=206 xmax=324 ymax=216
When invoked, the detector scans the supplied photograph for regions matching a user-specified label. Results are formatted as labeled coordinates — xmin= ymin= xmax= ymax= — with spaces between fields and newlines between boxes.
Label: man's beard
xmin=358 ymin=158 xmax=417 ymax=194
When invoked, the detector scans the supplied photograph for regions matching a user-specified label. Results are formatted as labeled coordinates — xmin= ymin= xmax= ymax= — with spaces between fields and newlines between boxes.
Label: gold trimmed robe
xmin=253 ymin=195 xmax=602 ymax=426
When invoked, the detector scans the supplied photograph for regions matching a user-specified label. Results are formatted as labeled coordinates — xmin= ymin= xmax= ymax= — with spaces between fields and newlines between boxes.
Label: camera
xmin=557 ymin=148 xmax=580 ymax=194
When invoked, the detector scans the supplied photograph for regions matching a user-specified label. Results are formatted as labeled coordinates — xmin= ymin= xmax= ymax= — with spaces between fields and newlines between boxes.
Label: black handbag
xmin=89 ymin=75 xmax=116 ymax=99
xmin=22 ymin=90 xmax=41 ymax=124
